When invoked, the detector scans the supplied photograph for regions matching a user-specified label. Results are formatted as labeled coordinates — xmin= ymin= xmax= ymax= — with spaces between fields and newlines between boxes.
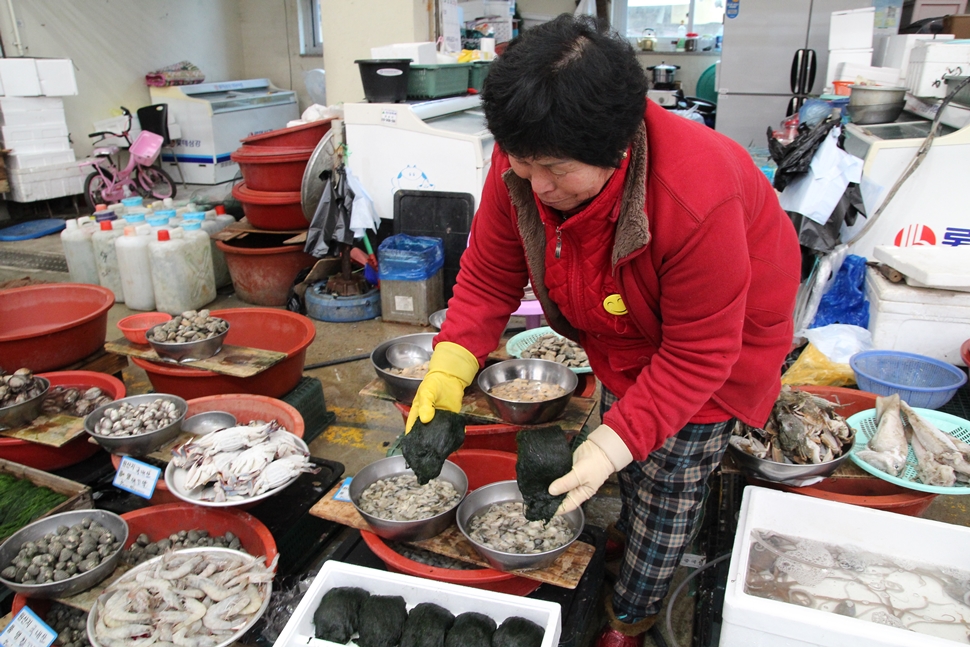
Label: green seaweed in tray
xmin=357 ymin=594 xmax=408 ymax=647
xmin=492 ymin=616 xmax=544 ymax=647
xmin=0 ymin=472 xmax=68 ymax=540
xmin=444 ymin=611 xmax=496 ymax=647
xmin=313 ymin=586 xmax=370 ymax=644
xmin=515 ymin=427 xmax=572 ymax=522
xmin=402 ymin=410 xmax=466 ymax=485
xmin=400 ymin=602 xmax=455 ymax=647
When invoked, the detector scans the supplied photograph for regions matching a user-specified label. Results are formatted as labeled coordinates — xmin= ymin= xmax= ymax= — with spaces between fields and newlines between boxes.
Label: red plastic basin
xmin=241 ymin=119 xmax=333 ymax=148
xmin=0 ymin=283 xmax=115 ymax=372
xmin=132 ymin=308 xmax=315 ymax=399
xmin=231 ymin=182 xmax=307 ymax=231
xmin=765 ymin=477 xmax=938 ymax=517
xmin=362 ymin=448 xmax=542 ymax=596
xmin=217 ymin=238 xmax=316 ymax=306
xmin=117 ymin=312 xmax=172 ymax=345
xmin=230 ymin=146 xmax=313 ymax=192
xmin=0 ymin=370 xmax=125 ymax=470
xmin=962 ymin=339 xmax=970 ymax=367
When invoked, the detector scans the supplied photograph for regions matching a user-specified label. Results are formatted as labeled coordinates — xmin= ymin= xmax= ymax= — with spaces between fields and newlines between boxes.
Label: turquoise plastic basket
xmin=847 ymin=407 xmax=970 ymax=495
xmin=505 ymin=326 xmax=592 ymax=374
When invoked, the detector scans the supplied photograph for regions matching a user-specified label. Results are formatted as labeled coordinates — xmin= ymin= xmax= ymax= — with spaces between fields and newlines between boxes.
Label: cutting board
xmin=309 ymin=482 xmax=593 ymax=589
xmin=0 ymin=413 xmax=85 ymax=447
xmin=873 ymin=245 xmax=970 ymax=292
xmin=104 ymin=338 xmax=286 ymax=378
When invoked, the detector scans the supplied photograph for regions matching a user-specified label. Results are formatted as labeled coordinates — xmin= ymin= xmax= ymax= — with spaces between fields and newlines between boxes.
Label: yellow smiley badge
xmin=603 ymin=294 xmax=628 ymax=316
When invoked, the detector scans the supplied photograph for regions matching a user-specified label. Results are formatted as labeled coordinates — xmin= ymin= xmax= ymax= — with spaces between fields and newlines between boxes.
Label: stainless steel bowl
xmin=350 ymin=455 xmax=468 ymax=542
xmin=370 ymin=333 xmax=437 ymax=404
xmin=429 ymin=308 xmax=447 ymax=330
xmin=728 ymin=443 xmax=853 ymax=486
xmin=0 ymin=376 xmax=49 ymax=430
xmin=0 ymin=509 xmax=128 ymax=598
xmin=846 ymin=102 xmax=905 ymax=125
xmin=848 ymin=84 xmax=907 ymax=106
xmin=146 ymin=321 xmax=230 ymax=363
xmin=477 ymin=359 xmax=578 ymax=425
xmin=181 ymin=411 xmax=236 ymax=435
xmin=84 ymin=393 xmax=187 ymax=457
xmin=456 ymin=480 xmax=584 ymax=572
xmin=87 ymin=547 xmax=271 ymax=647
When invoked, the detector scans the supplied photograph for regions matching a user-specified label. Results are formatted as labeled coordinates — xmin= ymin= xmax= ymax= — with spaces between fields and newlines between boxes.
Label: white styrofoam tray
xmin=273 ymin=561 xmax=562 ymax=647
xmin=721 ymin=486 xmax=970 ymax=647
xmin=873 ymin=244 xmax=970 ymax=291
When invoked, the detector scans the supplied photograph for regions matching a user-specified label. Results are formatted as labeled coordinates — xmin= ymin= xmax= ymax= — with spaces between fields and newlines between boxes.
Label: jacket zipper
xmin=555 ymin=226 xmax=562 ymax=259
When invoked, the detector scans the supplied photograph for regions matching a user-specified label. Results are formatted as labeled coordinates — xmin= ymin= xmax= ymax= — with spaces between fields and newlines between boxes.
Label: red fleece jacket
xmin=438 ymin=102 xmax=801 ymax=460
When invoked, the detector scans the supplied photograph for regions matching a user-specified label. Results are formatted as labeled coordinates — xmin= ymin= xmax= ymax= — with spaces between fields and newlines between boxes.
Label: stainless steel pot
xmin=647 ymin=62 xmax=680 ymax=89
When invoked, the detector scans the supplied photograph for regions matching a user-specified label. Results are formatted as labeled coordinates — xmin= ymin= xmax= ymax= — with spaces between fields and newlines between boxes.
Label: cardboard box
xmin=0 ymin=59 xmax=41 ymax=96
xmin=944 ymin=14 xmax=970 ymax=39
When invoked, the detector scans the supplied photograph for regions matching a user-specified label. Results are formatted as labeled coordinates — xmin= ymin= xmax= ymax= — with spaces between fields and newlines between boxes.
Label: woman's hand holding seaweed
xmin=548 ymin=425 xmax=634 ymax=514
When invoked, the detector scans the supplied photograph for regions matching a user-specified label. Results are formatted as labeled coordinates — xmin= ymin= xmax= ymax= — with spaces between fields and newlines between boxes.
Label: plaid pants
xmin=601 ymin=388 xmax=734 ymax=620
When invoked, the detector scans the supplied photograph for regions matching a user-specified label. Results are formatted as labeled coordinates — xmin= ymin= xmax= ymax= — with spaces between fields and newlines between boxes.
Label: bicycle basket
xmin=129 ymin=130 xmax=164 ymax=166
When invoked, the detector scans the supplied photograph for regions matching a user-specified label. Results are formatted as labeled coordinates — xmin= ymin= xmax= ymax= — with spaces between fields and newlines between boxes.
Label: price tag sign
xmin=333 ymin=476 xmax=353 ymax=502
xmin=0 ymin=607 xmax=56 ymax=647
xmin=113 ymin=456 xmax=162 ymax=499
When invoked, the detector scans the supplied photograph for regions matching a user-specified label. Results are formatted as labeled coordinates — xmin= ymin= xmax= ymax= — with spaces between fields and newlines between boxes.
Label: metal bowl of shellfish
xmin=370 ymin=333 xmax=436 ymax=405
xmin=83 ymin=393 xmax=188 ymax=457
xmin=0 ymin=371 xmax=49 ymax=430
xmin=146 ymin=314 xmax=230 ymax=363
xmin=0 ymin=509 xmax=128 ymax=598
xmin=350 ymin=455 xmax=468 ymax=542
xmin=477 ymin=359 xmax=578 ymax=425
xmin=456 ymin=480 xmax=584 ymax=572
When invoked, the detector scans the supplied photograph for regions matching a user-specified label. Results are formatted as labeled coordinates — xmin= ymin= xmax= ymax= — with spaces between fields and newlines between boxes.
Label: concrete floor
xmin=3 ymin=209 xmax=969 ymax=647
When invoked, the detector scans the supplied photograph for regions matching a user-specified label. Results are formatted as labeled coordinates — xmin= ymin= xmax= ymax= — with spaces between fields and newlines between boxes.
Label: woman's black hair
xmin=481 ymin=14 xmax=647 ymax=169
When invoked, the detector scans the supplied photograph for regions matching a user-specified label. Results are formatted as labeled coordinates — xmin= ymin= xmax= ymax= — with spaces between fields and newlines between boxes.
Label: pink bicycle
xmin=79 ymin=107 xmax=176 ymax=210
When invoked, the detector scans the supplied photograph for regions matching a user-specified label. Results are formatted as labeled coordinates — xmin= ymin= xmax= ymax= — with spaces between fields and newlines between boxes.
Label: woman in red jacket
xmin=406 ymin=15 xmax=800 ymax=646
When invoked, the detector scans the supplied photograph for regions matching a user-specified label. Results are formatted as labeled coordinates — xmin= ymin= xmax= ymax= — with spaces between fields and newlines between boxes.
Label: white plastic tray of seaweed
xmin=273 ymin=561 xmax=563 ymax=647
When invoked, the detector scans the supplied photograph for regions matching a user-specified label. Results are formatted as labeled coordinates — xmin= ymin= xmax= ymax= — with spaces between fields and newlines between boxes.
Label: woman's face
xmin=507 ymin=155 xmax=614 ymax=213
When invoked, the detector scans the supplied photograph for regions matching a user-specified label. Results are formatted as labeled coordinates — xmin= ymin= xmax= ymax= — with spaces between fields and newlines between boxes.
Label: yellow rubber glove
xmin=405 ymin=341 xmax=479 ymax=433
xmin=548 ymin=425 xmax=634 ymax=515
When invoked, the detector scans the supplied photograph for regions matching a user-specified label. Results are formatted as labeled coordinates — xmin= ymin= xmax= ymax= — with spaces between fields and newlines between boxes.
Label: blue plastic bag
xmin=378 ymin=234 xmax=444 ymax=281
xmin=810 ymin=254 xmax=869 ymax=329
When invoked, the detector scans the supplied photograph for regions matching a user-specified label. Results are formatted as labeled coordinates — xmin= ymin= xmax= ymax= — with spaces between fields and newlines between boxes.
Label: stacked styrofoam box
xmin=826 ymin=7 xmax=875 ymax=88
xmin=908 ymin=41 xmax=970 ymax=99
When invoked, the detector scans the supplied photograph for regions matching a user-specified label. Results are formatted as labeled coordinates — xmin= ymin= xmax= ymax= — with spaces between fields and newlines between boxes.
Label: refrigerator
xmin=715 ymin=0 xmax=872 ymax=147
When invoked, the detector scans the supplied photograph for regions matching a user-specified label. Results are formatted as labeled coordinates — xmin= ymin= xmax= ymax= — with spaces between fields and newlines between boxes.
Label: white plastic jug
xmin=155 ymin=209 xmax=181 ymax=228
xmin=185 ymin=212 xmax=231 ymax=288
xmin=61 ymin=219 xmax=100 ymax=285
xmin=149 ymin=229 xmax=213 ymax=314
xmin=92 ymin=221 xmax=125 ymax=302
xmin=180 ymin=220 xmax=217 ymax=306
xmin=116 ymin=224 xmax=155 ymax=311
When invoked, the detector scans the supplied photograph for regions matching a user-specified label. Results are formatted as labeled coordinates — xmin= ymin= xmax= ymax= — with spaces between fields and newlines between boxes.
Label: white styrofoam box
xmin=35 ymin=59 xmax=77 ymax=96
xmin=829 ymin=7 xmax=875 ymax=51
xmin=0 ymin=59 xmax=41 ymax=96
xmin=3 ymin=136 xmax=71 ymax=155
xmin=825 ymin=48 xmax=874 ymax=87
xmin=6 ymin=150 xmax=76 ymax=170
xmin=873 ymin=244 xmax=970 ymax=291
xmin=907 ymin=41 xmax=970 ymax=98
xmin=721 ymin=486 xmax=970 ymax=647
xmin=7 ymin=163 xmax=84 ymax=202
xmin=833 ymin=63 xmax=901 ymax=86
xmin=370 ymin=42 xmax=437 ymax=65
xmin=275 ymin=561 xmax=562 ymax=647
xmin=2 ymin=122 xmax=70 ymax=144
xmin=864 ymin=267 xmax=970 ymax=366
xmin=875 ymin=34 xmax=954 ymax=80
xmin=0 ymin=96 xmax=63 ymax=113
xmin=0 ymin=107 xmax=67 ymax=128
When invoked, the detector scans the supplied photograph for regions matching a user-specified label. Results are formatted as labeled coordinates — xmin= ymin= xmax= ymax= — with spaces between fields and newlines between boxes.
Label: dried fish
xmin=358 ymin=474 xmax=460 ymax=522
xmin=520 ymin=334 xmax=589 ymax=369
xmin=489 ymin=379 xmax=567 ymax=402
xmin=467 ymin=501 xmax=573 ymax=554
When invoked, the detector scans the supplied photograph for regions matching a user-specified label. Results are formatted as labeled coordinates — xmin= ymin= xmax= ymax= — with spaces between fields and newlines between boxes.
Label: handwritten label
xmin=333 ymin=476 xmax=353 ymax=502
xmin=0 ymin=607 xmax=56 ymax=647
xmin=113 ymin=456 xmax=161 ymax=499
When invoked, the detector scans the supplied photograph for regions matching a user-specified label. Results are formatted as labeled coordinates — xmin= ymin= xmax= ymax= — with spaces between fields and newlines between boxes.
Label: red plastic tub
xmin=131 ymin=308 xmax=315 ymax=399
xmin=230 ymin=146 xmax=313 ymax=192
xmin=231 ymin=182 xmax=307 ymax=231
xmin=241 ymin=119 xmax=333 ymax=148
xmin=217 ymin=238 xmax=316 ymax=306
xmin=961 ymin=339 xmax=970 ymax=367
xmin=0 ymin=283 xmax=115 ymax=373
xmin=117 ymin=312 xmax=172 ymax=345
xmin=362 ymin=449 xmax=543 ymax=596
xmin=0 ymin=370 xmax=125 ymax=470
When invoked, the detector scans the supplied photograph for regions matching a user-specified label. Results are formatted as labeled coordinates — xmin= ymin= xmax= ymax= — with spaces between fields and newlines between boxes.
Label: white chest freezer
xmin=149 ymin=79 xmax=299 ymax=184
xmin=343 ymin=96 xmax=494 ymax=221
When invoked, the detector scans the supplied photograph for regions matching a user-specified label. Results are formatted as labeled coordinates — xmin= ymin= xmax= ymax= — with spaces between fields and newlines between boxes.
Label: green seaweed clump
xmin=402 ymin=410 xmax=466 ymax=484
xmin=516 ymin=426 xmax=573 ymax=522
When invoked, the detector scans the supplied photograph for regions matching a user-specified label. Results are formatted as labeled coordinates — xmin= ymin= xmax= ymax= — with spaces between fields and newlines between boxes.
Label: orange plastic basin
xmin=230 ymin=146 xmax=313 ymax=192
xmin=216 ymin=238 xmax=316 ymax=306
xmin=131 ymin=308 xmax=315 ymax=399
xmin=241 ymin=119 xmax=332 ymax=148
xmin=0 ymin=283 xmax=115 ymax=372
xmin=117 ymin=312 xmax=172 ymax=345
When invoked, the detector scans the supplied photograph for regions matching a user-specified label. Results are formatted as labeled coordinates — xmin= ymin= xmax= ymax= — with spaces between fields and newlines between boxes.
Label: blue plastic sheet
xmin=811 ymin=254 xmax=869 ymax=329
xmin=378 ymin=234 xmax=444 ymax=281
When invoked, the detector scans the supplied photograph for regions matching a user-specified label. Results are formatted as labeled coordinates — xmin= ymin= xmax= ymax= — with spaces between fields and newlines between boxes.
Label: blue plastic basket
xmin=849 ymin=350 xmax=968 ymax=409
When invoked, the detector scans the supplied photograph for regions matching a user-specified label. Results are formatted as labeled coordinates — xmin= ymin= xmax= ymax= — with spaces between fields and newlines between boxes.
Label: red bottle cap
xmin=95 ymin=204 xmax=107 ymax=211
xmin=215 ymin=205 xmax=226 ymax=215
xmin=157 ymin=229 xmax=170 ymax=241
xmin=100 ymin=221 xmax=112 ymax=231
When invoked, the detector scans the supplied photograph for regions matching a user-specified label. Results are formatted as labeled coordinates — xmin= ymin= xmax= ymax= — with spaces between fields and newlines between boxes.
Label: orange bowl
xmin=117 ymin=312 xmax=172 ymax=345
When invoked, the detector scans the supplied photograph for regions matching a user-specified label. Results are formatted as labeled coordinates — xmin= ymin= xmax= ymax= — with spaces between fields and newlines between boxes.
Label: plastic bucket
xmin=217 ymin=237 xmax=316 ymax=306
xmin=241 ymin=119 xmax=333 ymax=148
xmin=231 ymin=182 xmax=307 ymax=231
xmin=230 ymin=146 xmax=313 ymax=192
xmin=355 ymin=59 xmax=411 ymax=103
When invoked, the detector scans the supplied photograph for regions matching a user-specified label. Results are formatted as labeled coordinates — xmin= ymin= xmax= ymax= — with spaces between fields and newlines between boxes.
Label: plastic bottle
xmin=185 ymin=212 xmax=231 ymax=287
xmin=174 ymin=202 xmax=198 ymax=219
xmin=122 ymin=196 xmax=151 ymax=220
xmin=147 ymin=215 xmax=172 ymax=235
xmin=214 ymin=204 xmax=236 ymax=230
xmin=116 ymin=225 xmax=156 ymax=311
xmin=180 ymin=220 xmax=217 ymax=306
xmin=60 ymin=219 xmax=100 ymax=285
xmin=149 ymin=229 xmax=205 ymax=314
xmin=92 ymin=221 xmax=125 ymax=302
xmin=676 ymin=22 xmax=687 ymax=52
xmin=155 ymin=209 xmax=180 ymax=228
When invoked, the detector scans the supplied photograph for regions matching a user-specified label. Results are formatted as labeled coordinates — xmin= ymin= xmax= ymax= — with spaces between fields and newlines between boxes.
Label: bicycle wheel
xmin=84 ymin=171 xmax=110 ymax=211
xmin=137 ymin=166 xmax=177 ymax=201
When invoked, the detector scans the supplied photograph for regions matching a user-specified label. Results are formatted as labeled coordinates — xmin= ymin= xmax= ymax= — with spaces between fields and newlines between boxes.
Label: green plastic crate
xmin=407 ymin=63 xmax=473 ymax=99
xmin=468 ymin=61 xmax=491 ymax=92
xmin=282 ymin=376 xmax=336 ymax=444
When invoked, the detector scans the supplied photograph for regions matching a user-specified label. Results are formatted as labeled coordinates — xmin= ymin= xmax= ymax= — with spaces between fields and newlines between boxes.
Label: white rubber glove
xmin=548 ymin=425 xmax=634 ymax=515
